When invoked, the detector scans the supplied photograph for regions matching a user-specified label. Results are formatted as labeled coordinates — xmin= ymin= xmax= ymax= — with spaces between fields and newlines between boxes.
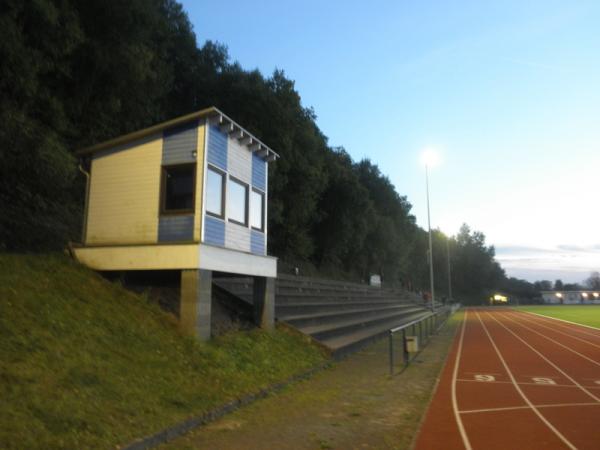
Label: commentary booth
xmin=72 ymin=107 xmax=279 ymax=340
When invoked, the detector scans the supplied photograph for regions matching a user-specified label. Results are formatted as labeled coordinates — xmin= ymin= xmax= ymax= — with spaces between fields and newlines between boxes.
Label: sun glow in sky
xmin=182 ymin=0 xmax=600 ymax=282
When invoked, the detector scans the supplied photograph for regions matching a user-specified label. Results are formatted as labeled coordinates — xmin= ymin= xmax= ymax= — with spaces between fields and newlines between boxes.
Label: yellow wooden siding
xmin=73 ymin=244 xmax=199 ymax=270
xmin=193 ymin=123 xmax=206 ymax=241
xmin=86 ymin=134 xmax=162 ymax=244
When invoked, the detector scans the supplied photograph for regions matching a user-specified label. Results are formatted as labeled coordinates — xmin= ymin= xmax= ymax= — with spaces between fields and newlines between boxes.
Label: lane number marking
xmin=532 ymin=377 xmax=556 ymax=385
xmin=474 ymin=374 xmax=496 ymax=382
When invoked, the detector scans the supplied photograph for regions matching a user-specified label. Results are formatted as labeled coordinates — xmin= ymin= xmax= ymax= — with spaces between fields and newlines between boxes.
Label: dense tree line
xmin=1 ymin=0 xmax=540 ymax=303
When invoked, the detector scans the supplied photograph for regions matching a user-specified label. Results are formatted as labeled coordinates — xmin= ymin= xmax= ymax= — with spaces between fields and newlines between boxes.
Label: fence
xmin=388 ymin=304 xmax=459 ymax=375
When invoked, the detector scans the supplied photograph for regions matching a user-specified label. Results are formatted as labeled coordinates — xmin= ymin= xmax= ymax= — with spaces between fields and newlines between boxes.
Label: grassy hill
xmin=0 ymin=254 xmax=327 ymax=449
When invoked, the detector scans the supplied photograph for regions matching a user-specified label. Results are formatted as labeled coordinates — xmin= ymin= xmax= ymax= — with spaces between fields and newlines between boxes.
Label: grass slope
xmin=516 ymin=305 xmax=600 ymax=328
xmin=161 ymin=312 xmax=463 ymax=450
xmin=0 ymin=254 xmax=327 ymax=449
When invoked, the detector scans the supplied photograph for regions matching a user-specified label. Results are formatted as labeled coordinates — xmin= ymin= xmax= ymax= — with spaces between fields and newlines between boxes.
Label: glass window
xmin=228 ymin=177 xmax=248 ymax=225
xmin=250 ymin=189 xmax=264 ymax=231
xmin=206 ymin=167 xmax=224 ymax=217
xmin=162 ymin=165 xmax=195 ymax=212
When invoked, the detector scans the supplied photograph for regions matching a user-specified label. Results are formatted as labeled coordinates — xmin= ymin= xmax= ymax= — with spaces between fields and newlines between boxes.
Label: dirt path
xmin=414 ymin=308 xmax=600 ymax=450
xmin=160 ymin=316 xmax=460 ymax=450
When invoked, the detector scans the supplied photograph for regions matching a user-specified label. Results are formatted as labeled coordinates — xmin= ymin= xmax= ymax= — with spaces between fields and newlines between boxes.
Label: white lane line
xmin=457 ymin=378 xmax=600 ymax=389
xmin=508 ymin=312 xmax=600 ymax=350
xmin=452 ymin=310 xmax=473 ymax=450
xmin=486 ymin=311 xmax=600 ymax=403
xmin=460 ymin=405 xmax=530 ymax=414
xmin=475 ymin=311 xmax=577 ymax=450
xmin=498 ymin=311 xmax=600 ymax=367
xmin=460 ymin=402 xmax=600 ymax=415
xmin=519 ymin=310 xmax=600 ymax=337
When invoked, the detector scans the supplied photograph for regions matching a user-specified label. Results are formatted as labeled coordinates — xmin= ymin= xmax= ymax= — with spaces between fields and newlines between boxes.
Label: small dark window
xmin=162 ymin=164 xmax=195 ymax=213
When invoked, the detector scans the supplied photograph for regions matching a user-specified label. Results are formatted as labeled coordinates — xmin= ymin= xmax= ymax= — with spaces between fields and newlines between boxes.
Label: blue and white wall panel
xmin=225 ymin=137 xmax=252 ymax=252
xmin=202 ymin=123 xmax=268 ymax=256
xmin=158 ymin=122 xmax=198 ymax=242
xmin=203 ymin=215 xmax=225 ymax=246
xmin=207 ymin=125 xmax=228 ymax=170
xmin=227 ymin=138 xmax=252 ymax=184
xmin=252 ymin=153 xmax=266 ymax=192
xmin=158 ymin=216 xmax=194 ymax=242
xmin=251 ymin=153 xmax=267 ymax=255
xmin=250 ymin=230 xmax=265 ymax=255
xmin=162 ymin=121 xmax=198 ymax=165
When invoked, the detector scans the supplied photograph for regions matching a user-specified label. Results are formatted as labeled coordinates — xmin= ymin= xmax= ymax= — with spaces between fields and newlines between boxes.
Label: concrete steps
xmin=301 ymin=307 xmax=426 ymax=340
xmin=282 ymin=304 xmax=417 ymax=328
xmin=213 ymin=275 xmax=432 ymax=356
xmin=276 ymin=301 xmax=407 ymax=315
xmin=322 ymin=311 xmax=428 ymax=355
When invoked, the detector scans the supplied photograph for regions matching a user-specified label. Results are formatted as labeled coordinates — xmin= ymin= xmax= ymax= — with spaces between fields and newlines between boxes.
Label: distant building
xmin=73 ymin=107 xmax=279 ymax=340
xmin=541 ymin=290 xmax=600 ymax=304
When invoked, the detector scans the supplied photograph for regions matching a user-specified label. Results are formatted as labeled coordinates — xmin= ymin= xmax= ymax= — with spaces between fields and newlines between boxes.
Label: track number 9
xmin=474 ymin=374 xmax=495 ymax=382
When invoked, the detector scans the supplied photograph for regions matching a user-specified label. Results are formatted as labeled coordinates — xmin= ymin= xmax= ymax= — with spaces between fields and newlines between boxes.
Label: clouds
xmin=496 ymin=244 xmax=600 ymax=282
xmin=557 ymin=244 xmax=600 ymax=252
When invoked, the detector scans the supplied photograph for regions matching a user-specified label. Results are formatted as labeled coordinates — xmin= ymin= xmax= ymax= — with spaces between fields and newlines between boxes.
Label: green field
xmin=0 ymin=254 xmax=327 ymax=449
xmin=515 ymin=305 xmax=600 ymax=328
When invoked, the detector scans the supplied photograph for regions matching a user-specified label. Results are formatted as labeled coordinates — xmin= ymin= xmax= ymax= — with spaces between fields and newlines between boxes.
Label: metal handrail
xmin=388 ymin=304 xmax=458 ymax=375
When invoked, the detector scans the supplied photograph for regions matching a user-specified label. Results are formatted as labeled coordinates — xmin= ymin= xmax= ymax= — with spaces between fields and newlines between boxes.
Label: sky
xmin=181 ymin=0 xmax=600 ymax=283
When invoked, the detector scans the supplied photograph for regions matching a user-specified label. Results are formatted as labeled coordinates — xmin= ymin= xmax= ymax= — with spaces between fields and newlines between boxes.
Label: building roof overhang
xmin=76 ymin=107 xmax=280 ymax=162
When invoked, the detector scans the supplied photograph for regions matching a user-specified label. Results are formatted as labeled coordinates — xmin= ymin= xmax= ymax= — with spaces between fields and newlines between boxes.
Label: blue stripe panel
xmin=207 ymin=125 xmax=228 ymax=170
xmin=162 ymin=120 xmax=198 ymax=165
xmin=250 ymin=229 xmax=265 ymax=255
xmin=158 ymin=215 xmax=194 ymax=242
xmin=252 ymin=153 xmax=266 ymax=191
xmin=204 ymin=215 xmax=225 ymax=246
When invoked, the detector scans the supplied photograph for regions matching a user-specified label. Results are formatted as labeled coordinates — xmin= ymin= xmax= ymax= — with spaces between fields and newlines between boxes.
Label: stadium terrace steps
xmin=213 ymin=274 xmax=433 ymax=355
xmin=322 ymin=311 xmax=429 ymax=355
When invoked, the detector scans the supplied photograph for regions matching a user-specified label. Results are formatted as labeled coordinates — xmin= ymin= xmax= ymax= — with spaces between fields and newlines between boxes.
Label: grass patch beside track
xmin=515 ymin=305 xmax=600 ymax=328
xmin=161 ymin=311 xmax=463 ymax=450
xmin=0 ymin=254 xmax=327 ymax=449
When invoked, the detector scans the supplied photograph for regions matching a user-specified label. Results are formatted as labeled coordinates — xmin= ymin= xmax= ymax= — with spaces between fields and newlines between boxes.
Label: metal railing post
xmin=388 ymin=306 xmax=457 ymax=375
xmin=402 ymin=329 xmax=408 ymax=365
xmin=389 ymin=331 xmax=394 ymax=376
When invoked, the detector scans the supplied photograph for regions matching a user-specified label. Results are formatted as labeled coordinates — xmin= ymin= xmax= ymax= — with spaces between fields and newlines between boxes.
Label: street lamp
xmin=421 ymin=149 xmax=439 ymax=312
xmin=446 ymin=237 xmax=452 ymax=304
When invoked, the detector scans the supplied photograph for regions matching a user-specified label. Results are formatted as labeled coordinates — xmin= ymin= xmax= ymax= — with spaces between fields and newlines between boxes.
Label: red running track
xmin=414 ymin=308 xmax=600 ymax=450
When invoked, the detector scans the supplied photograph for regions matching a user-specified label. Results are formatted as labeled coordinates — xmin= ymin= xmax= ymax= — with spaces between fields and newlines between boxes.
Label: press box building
xmin=73 ymin=107 xmax=279 ymax=339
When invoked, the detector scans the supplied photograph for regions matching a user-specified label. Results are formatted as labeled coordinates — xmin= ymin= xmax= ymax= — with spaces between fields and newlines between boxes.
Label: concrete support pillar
xmin=180 ymin=269 xmax=212 ymax=340
xmin=253 ymin=276 xmax=275 ymax=329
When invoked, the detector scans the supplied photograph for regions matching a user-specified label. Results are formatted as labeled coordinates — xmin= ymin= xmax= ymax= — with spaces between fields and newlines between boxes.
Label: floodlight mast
xmin=446 ymin=238 xmax=452 ymax=303
xmin=425 ymin=161 xmax=435 ymax=312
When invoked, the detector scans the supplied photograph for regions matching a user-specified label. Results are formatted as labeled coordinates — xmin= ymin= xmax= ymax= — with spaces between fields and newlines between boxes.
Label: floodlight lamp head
xmin=421 ymin=149 xmax=440 ymax=167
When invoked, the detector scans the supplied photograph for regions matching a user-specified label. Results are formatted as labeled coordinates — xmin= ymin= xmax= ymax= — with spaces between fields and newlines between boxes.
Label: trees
xmin=501 ymin=277 xmax=538 ymax=301
xmin=534 ymin=280 xmax=553 ymax=291
xmin=0 ymin=0 xmax=204 ymax=250
xmin=1 ymin=0 xmax=514 ymax=301
xmin=554 ymin=279 xmax=564 ymax=290
xmin=449 ymin=224 xmax=505 ymax=302
xmin=585 ymin=272 xmax=600 ymax=290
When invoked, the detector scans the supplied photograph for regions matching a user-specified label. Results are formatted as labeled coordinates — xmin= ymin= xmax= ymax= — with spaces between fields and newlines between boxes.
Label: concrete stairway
xmin=213 ymin=274 xmax=433 ymax=356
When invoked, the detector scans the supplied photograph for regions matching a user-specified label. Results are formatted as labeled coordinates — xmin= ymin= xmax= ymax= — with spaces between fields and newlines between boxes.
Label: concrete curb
xmin=122 ymin=361 xmax=332 ymax=450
